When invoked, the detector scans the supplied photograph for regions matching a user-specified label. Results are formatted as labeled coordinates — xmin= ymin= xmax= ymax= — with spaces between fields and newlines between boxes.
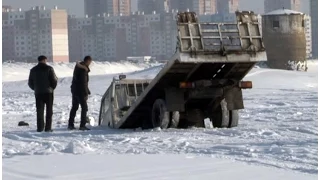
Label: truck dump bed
xmin=116 ymin=11 xmax=266 ymax=129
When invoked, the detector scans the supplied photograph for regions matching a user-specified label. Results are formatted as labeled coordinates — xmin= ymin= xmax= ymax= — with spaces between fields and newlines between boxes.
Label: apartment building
xmin=2 ymin=5 xmax=12 ymax=12
xmin=168 ymin=0 xmax=239 ymax=15
xmin=216 ymin=0 xmax=239 ymax=14
xmin=264 ymin=0 xmax=300 ymax=13
xmin=310 ymin=0 xmax=318 ymax=58
xmin=84 ymin=0 xmax=131 ymax=17
xmin=2 ymin=6 xmax=69 ymax=62
xmin=199 ymin=12 xmax=236 ymax=22
xmin=169 ymin=0 xmax=217 ymax=15
xmin=68 ymin=12 xmax=177 ymax=62
xmin=138 ymin=0 xmax=169 ymax=14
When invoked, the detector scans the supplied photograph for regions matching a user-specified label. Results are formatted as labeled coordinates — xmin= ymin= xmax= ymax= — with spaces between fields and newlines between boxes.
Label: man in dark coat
xmin=68 ymin=56 xmax=92 ymax=130
xmin=28 ymin=55 xmax=58 ymax=132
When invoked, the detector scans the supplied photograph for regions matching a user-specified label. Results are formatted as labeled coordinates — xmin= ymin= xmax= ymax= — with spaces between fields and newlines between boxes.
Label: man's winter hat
xmin=38 ymin=55 xmax=47 ymax=61
xmin=84 ymin=56 xmax=92 ymax=62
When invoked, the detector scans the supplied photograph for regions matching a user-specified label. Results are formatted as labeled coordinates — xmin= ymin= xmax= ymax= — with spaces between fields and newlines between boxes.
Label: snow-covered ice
xmin=2 ymin=61 xmax=318 ymax=179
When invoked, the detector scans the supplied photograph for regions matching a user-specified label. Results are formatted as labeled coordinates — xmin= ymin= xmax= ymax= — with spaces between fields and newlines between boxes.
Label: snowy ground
xmin=2 ymin=61 xmax=318 ymax=179
xmin=3 ymin=155 xmax=315 ymax=180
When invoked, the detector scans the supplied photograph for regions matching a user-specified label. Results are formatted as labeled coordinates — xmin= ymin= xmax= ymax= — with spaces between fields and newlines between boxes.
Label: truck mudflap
xmin=224 ymin=86 xmax=244 ymax=110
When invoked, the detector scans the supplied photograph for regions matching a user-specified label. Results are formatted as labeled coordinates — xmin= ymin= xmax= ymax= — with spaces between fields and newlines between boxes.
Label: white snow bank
xmin=265 ymin=9 xmax=304 ymax=15
xmin=2 ymin=61 xmax=152 ymax=82
xmin=3 ymin=154 xmax=316 ymax=180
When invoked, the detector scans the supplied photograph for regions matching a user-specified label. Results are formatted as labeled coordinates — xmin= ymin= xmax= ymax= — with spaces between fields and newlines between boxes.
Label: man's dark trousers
xmin=36 ymin=93 xmax=53 ymax=132
xmin=68 ymin=95 xmax=88 ymax=127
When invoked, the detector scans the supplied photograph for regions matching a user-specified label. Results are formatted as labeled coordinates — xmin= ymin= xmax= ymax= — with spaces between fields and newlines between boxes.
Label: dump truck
xmin=98 ymin=11 xmax=266 ymax=129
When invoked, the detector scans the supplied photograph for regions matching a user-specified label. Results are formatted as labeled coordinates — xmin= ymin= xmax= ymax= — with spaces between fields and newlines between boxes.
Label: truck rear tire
xmin=210 ymin=99 xmax=239 ymax=128
xmin=151 ymin=99 xmax=170 ymax=129
xmin=187 ymin=109 xmax=205 ymax=128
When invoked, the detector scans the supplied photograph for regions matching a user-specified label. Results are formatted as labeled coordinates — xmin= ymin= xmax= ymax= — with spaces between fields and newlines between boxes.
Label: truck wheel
xmin=210 ymin=99 xmax=239 ymax=128
xmin=169 ymin=111 xmax=180 ymax=128
xmin=187 ymin=109 xmax=205 ymax=128
xmin=151 ymin=99 xmax=170 ymax=129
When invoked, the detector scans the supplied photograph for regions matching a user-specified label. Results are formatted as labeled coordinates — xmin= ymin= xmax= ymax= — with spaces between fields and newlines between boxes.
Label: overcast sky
xmin=3 ymin=0 xmax=310 ymax=17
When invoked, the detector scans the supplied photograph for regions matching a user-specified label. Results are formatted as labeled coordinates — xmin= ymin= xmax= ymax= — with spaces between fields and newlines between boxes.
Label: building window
xmin=273 ymin=20 xmax=279 ymax=28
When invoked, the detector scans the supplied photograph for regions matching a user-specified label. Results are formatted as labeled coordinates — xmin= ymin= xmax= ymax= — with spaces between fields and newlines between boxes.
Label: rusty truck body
xmin=98 ymin=11 xmax=266 ymax=129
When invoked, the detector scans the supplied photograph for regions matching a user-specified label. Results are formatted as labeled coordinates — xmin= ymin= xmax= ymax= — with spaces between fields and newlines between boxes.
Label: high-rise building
xmin=170 ymin=0 xmax=217 ymax=15
xmin=169 ymin=0 xmax=192 ymax=13
xmin=138 ymin=0 xmax=169 ymax=14
xmin=216 ymin=0 xmax=239 ymax=14
xmin=304 ymin=15 xmax=312 ymax=59
xmin=68 ymin=12 xmax=177 ymax=62
xmin=264 ymin=0 xmax=300 ymax=13
xmin=2 ymin=6 xmax=69 ymax=62
xmin=310 ymin=0 xmax=318 ymax=58
xmin=2 ymin=5 xmax=13 ymax=12
xmin=84 ymin=0 xmax=131 ymax=17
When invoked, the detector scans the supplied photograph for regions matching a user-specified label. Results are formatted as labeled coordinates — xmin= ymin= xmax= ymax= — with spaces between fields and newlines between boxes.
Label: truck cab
xmin=98 ymin=75 xmax=152 ymax=128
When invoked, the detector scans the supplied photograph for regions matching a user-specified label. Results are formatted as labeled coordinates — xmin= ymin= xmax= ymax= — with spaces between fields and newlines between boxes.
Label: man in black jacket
xmin=68 ymin=56 xmax=92 ymax=130
xmin=28 ymin=55 xmax=58 ymax=132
